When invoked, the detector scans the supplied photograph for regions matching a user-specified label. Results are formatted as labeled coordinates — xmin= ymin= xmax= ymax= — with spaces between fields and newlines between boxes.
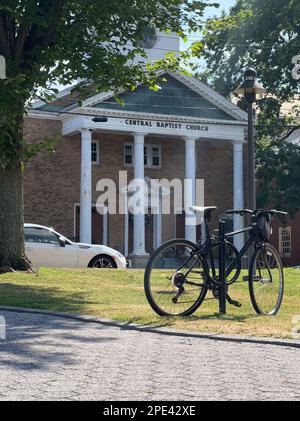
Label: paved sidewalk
xmin=0 ymin=310 xmax=299 ymax=401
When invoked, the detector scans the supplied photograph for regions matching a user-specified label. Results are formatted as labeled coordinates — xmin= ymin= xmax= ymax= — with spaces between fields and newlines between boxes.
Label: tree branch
xmin=6 ymin=11 xmax=15 ymax=52
xmin=25 ymin=0 xmax=65 ymax=55
xmin=0 ymin=13 xmax=11 ymax=57
xmin=14 ymin=20 xmax=31 ymax=59
xmin=42 ymin=0 xmax=65 ymax=48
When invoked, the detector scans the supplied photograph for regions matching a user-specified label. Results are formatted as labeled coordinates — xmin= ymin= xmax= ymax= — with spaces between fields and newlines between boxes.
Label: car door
xmin=25 ymin=226 xmax=78 ymax=268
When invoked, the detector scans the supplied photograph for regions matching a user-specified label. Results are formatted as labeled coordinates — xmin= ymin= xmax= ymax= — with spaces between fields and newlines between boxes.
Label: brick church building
xmin=23 ymin=32 xmax=297 ymax=267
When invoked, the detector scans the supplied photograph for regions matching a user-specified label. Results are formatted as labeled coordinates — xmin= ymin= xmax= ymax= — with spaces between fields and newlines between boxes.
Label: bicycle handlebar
xmin=226 ymin=209 xmax=288 ymax=217
xmin=226 ymin=209 xmax=253 ymax=216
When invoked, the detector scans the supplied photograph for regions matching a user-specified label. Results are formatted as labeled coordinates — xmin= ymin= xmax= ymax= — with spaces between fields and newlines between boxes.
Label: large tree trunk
xmin=0 ymin=95 xmax=33 ymax=273
xmin=0 ymin=161 xmax=32 ymax=272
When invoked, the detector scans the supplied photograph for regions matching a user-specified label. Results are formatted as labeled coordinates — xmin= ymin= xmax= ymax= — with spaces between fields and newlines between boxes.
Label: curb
xmin=0 ymin=305 xmax=300 ymax=349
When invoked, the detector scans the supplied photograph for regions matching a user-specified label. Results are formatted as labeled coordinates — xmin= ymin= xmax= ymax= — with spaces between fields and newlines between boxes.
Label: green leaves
xmin=199 ymin=0 xmax=300 ymax=215
xmin=201 ymin=0 xmax=300 ymax=100
xmin=22 ymin=135 xmax=61 ymax=163
xmin=0 ymin=0 xmax=212 ymax=168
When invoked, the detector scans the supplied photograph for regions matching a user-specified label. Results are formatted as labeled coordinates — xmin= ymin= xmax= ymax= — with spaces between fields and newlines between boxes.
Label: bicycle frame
xmin=172 ymin=240 xmax=212 ymax=286
xmin=170 ymin=218 xmax=263 ymax=287
xmin=226 ymin=226 xmax=256 ymax=254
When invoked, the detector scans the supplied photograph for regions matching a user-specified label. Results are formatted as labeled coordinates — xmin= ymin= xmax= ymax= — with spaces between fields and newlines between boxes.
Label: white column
xmin=233 ymin=141 xmax=244 ymax=250
xmin=124 ymin=191 xmax=129 ymax=257
xmin=80 ymin=128 xmax=92 ymax=244
xmin=185 ymin=137 xmax=197 ymax=244
xmin=103 ymin=207 xmax=108 ymax=246
xmin=132 ymin=133 xmax=147 ymax=255
xmin=155 ymin=193 xmax=162 ymax=249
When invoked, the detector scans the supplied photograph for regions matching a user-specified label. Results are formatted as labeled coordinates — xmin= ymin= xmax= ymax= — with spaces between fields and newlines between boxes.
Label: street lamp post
xmin=235 ymin=69 xmax=266 ymax=269
xmin=234 ymin=69 xmax=266 ymax=213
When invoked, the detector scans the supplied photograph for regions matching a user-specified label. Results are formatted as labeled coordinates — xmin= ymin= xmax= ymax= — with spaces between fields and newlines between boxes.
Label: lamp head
xmin=234 ymin=68 xmax=266 ymax=103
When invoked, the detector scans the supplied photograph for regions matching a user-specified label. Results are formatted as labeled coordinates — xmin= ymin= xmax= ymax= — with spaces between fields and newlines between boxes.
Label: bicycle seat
xmin=190 ymin=206 xmax=217 ymax=215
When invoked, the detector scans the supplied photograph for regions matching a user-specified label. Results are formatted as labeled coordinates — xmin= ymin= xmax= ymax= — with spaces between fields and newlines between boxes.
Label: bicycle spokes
xmin=144 ymin=241 xmax=208 ymax=316
xmin=249 ymin=245 xmax=284 ymax=315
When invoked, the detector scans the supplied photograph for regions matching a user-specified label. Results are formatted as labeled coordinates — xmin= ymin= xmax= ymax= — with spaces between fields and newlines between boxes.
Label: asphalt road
xmin=0 ymin=310 xmax=299 ymax=401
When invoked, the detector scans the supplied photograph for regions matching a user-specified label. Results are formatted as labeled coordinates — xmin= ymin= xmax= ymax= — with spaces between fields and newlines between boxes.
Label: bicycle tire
xmin=249 ymin=243 xmax=284 ymax=316
xmin=144 ymin=239 xmax=208 ymax=317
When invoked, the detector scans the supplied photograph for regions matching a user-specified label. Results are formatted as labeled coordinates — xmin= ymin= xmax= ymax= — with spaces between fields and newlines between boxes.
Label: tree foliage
xmin=0 ymin=0 xmax=213 ymax=168
xmin=198 ymin=0 xmax=300 ymax=214
xmin=0 ymin=0 xmax=214 ymax=271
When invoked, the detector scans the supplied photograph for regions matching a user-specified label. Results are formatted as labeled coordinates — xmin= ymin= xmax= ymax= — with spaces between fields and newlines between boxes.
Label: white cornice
xmin=77 ymin=106 xmax=247 ymax=126
xmin=25 ymin=109 xmax=61 ymax=120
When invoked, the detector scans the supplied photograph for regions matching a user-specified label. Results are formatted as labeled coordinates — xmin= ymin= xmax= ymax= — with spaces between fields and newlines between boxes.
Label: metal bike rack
xmin=219 ymin=220 xmax=227 ymax=315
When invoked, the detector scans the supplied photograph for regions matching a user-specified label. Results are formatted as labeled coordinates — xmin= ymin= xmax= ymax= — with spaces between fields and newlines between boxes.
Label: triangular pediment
xmin=90 ymin=73 xmax=246 ymax=122
xmin=31 ymin=72 xmax=247 ymax=123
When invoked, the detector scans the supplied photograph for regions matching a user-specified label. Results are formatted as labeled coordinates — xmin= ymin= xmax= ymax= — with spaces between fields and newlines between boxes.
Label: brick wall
xmin=270 ymin=213 xmax=300 ymax=267
xmin=24 ymin=117 xmax=81 ymax=238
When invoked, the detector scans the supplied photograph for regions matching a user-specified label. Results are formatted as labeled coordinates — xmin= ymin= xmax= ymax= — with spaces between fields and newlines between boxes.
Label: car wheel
xmin=89 ymin=255 xmax=117 ymax=269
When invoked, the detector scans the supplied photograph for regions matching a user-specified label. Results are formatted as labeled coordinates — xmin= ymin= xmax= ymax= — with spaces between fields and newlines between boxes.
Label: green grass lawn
xmin=0 ymin=268 xmax=299 ymax=339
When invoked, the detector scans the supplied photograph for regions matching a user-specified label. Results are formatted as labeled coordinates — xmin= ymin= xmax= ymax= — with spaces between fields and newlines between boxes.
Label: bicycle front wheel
xmin=249 ymin=243 xmax=284 ymax=316
xmin=144 ymin=239 xmax=208 ymax=317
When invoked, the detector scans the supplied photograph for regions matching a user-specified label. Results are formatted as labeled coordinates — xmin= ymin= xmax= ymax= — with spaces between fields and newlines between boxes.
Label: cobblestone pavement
xmin=0 ymin=310 xmax=299 ymax=401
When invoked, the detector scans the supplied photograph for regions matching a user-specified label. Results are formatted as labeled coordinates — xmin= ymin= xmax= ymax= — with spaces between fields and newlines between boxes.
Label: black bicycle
xmin=144 ymin=207 xmax=287 ymax=317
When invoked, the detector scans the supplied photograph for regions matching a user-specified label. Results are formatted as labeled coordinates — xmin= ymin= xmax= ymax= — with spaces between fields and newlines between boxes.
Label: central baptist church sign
xmin=125 ymin=119 xmax=209 ymax=133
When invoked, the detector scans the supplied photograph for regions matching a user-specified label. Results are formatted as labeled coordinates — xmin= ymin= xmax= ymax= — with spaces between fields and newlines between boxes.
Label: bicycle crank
xmin=212 ymin=285 xmax=242 ymax=308
xmin=171 ymin=272 xmax=186 ymax=304
xmin=226 ymin=293 xmax=242 ymax=308
xmin=172 ymin=287 xmax=185 ymax=304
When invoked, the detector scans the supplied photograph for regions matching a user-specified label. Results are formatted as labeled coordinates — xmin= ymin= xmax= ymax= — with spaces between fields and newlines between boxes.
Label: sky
xmin=188 ymin=0 xmax=237 ymax=41
xmin=182 ymin=0 xmax=236 ymax=69
xmin=207 ymin=0 xmax=236 ymax=18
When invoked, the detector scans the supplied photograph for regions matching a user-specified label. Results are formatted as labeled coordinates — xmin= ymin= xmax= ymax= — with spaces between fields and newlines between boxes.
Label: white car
xmin=24 ymin=224 xmax=127 ymax=269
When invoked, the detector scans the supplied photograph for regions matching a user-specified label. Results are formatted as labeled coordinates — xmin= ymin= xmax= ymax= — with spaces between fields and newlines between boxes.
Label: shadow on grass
xmin=0 ymin=283 xmax=103 ymax=312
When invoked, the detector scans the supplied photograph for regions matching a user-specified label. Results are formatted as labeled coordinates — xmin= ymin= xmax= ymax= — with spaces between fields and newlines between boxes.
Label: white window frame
xmin=124 ymin=143 xmax=134 ymax=166
xmin=124 ymin=143 xmax=162 ymax=169
xmin=150 ymin=145 xmax=162 ymax=169
xmin=279 ymin=226 xmax=292 ymax=258
xmin=91 ymin=140 xmax=100 ymax=165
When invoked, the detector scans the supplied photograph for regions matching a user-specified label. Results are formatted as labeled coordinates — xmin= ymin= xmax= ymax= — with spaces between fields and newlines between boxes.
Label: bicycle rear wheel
xmin=144 ymin=239 xmax=208 ymax=317
xmin=249 ymin=243 xmax=284 ymax=316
